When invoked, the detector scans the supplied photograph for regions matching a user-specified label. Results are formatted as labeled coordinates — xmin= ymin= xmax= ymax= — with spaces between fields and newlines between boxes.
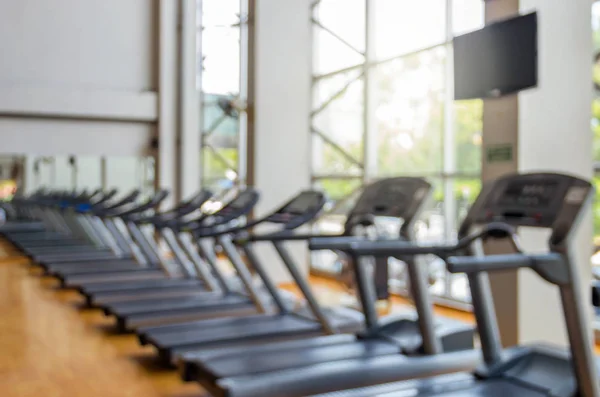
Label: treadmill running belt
xmin=147 ymin=315 xmax=319 ymax=348
xmin=82 ymin=279 xmax=203 ymax=294
xmin=92 ymin=287 xmax=217 ymax=305
xmin=199 ymin=339 xmax=400 ymax=379
xmin=311 ymin=378 xmax=548 ymax=397
xmin=106 ymin=294 xmax=250 ymax=316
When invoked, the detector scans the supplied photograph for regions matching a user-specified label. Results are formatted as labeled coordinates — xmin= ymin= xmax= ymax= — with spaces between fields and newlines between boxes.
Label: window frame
xmin=309 ymin=0 xmax=484 ymax=309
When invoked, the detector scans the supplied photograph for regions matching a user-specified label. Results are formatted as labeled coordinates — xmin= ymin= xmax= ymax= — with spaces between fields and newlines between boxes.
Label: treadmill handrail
xmin=131 ymin=190 xmax=212 ymax=224
xmin=244 ymin=232 xmax=345 ymax=243
xmin=106 ymin=190 xmax=169 ymax=218
xmin=331 ymin=222 xmax=520 ymax=259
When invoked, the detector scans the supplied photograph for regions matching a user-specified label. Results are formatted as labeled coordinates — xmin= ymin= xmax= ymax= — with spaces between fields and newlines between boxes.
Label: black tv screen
xmin=453 ymin=12 xmax=538 ymax=100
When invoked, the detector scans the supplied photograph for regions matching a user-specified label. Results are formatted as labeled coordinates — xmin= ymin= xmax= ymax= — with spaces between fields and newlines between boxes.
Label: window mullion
xmin=363 ymin=0 xmax=377 ymax=183
xmin=443 ymin=0 xmax=456 ymax=240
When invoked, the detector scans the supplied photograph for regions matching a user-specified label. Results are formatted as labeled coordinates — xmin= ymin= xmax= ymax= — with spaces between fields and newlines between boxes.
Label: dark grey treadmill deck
xmin=145 ymin=308 xmax=363 ymax=352
xmin=125 ymin=300 xmax=259 ymax=332
xmin=105 ymin=293 xmax=249 ymax=316
xmin=91 ymin=286 xmax=217 ymax=305
xmin=36 ymin=251 xmax=118 ymax=263
xmin=148 ymin=315 xmax=320 ymax=349
xmin=212 ymin=352 xmax=483 ymax=397
xmin=63 ymin=269 xmax=166 ymax=287
xmin=81 ymin=278 xmax=203 ymax=294
xmin=196 ymin=338 xmax=400 ymax=380
xmin=48 ymin=260 xmax=141 ymax=273
xmin=310 ymin=378 xmax=547 ymax=397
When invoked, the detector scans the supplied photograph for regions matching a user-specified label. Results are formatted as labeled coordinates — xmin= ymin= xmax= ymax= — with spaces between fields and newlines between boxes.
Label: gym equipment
xmin=135 ymin=189 xmax=366 ymax=366
xmin=179 ymin=177 xmax=476 ymax=397
xmin=249 ymin=172 xmax=598 ymax=397
xmin=52 ymin=189 xmax=213 ymax=285
xmin=79 ymin=189 xmax=279 ymax=332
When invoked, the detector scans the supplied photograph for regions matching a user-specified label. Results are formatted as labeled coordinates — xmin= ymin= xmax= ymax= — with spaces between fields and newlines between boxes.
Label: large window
xmin=198 ymin=0 xmax=249 ymax=190
xmin=311 ymin=0 xmax=484 ymax=306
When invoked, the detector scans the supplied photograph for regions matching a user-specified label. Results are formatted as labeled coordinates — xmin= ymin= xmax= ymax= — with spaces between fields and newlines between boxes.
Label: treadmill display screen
xmin=499 ymin=181 xmax=559 ymax=208
xmin=283 ymin=194 xmax=320 ymax=214
xmin=229 ymin=192 xmax=255 ymax=209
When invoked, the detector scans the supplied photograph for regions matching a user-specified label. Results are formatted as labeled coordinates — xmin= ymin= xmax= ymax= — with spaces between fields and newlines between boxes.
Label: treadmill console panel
xmin=216 ymin=190 xmax=260 ymax=221
xmin=472 ymin=173 xmax=592 ymax=243
xmin=346 ymin=177 xmax=432 ymax=229
xmin=267 ymin=191 xmax=326 ymax=228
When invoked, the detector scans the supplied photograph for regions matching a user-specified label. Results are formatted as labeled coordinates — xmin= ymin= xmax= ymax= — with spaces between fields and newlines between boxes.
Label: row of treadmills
xmin=1 ymin=172 xmax=599 ymax=397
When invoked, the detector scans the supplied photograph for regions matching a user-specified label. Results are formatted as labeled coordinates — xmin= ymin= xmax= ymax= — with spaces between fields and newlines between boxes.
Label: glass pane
xmin=593 ymin=1 xmax=600 ymax=51
xmin=315 ymin=0 xmax=366 ymax=53
xmin=372 ymin=0 xmax=446 ymax=60
xmin=202 ymin=147 xmax=238 ymax=190
xmin=374 ymin=47 xmax=445 ymax=175
xmin=453 ymin=177 xmax=481 ymax=225
xmin=454 ymin=99 xmax=483 ymax=173
xmin=313 ymin=137 xmax=363 ymax=175
xmin=313 ymin=77 xmax=364 ymax=174
xmin=593 ymin=175 xmax=600 ymax=272
xmin=452 ymin=0 xmax=484 ymax=36
xmin=311 ymin=178 xmax=363 ymax=274
xmin=389 ymin=177 xmax=445 ymax=295
xmin=314 ymin=25 xmax=365 ymax=76
xmin=593 ymin=175 xmax=600 ymax=243
xmin=203 ymin=94 xmax=240 ymax=146
xmin=202 ymin=0 xmax=240 ymax=27
xmin=313 ymin=69 xmax=363 ymax=110
xmin=315 ymin=178 xmax=363 ymax=201
xmin=105 ymin=157 xmax=155 ymax=197
xmin=202 ymin=26 xmax=241 ymax=94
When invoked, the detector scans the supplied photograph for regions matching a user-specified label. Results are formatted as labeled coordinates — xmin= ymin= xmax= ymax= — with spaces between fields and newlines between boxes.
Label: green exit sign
xmin=486 ymin=144 xmax=513 ymax=163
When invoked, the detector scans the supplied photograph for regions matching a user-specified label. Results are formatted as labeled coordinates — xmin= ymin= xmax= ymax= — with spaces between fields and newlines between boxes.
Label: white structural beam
xmin=157 ymin=0 xmax=180 ymax=207
xmin=0 ymin=87 xmax=157 ymax=122
xmin=179 ymin=0 xmax=202 ymax=199
xmin=252 ymin=0 xmax=313 ymax=283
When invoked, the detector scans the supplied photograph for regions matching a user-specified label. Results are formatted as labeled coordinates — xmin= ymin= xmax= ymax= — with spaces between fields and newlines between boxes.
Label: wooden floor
xmin=0 ymin=246 xmax=205 ymax=397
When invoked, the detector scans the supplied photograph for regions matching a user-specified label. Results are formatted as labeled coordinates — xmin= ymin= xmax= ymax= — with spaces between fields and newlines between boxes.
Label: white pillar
xmin=517 ymin=0 xmax=593 ymax=346
xmin=157 ymin=0 xmax=180 ymax=208
xmin=482 ymin=0 xmax=593 ymax=346
xmin=252 ymin=0 xmax=312 ymax=283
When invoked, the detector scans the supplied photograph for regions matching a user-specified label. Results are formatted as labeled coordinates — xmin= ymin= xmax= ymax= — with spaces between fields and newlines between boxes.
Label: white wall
xmin=517 ymin=0 xmax=593 ymax=345
xmin=253 ymin=0 xmax=313 ymax=283
xmin=0 ymin=0 xmax=158 ymax=156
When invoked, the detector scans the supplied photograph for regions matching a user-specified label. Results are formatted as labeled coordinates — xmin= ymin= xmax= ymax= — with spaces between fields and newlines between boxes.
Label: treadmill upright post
xmin=272 ymin=241 xmax=336 ymax=335
xmin=196 ymin=237 xmax=234 ymax=294
xmin=126 ymin=221 xmax=162 ymax=267
xmin=467 ymin=271 xmax=503 ymax=367
xmin=403 ymin=255 xmax=442 ymax=354
xmin=219 ymin=235 xmax=268 ymax=313
xmin=241 ymin=242 xmax=291 ymax=314
xmin=160 ymin=228 xmax=199 ymax=278
xmin=176 ymin=232 xmax=219 ymax=291
xmin=350 ymin=253 xmax=379 ymax=331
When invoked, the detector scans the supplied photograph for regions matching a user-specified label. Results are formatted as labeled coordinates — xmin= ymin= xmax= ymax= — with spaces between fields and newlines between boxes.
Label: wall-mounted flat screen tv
xmin=453 ymin=12 xmax=538 ymax=100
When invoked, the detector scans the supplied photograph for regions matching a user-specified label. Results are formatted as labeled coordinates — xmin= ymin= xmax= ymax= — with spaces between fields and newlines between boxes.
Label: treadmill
xmin=34 ymin=189 xmax=169 ymax=267
xmin=73 ymin=189 xmax=269 ymax=331
xmin=232 ymin=172 xmax=600 ymax=397
xmin=137 ymin=179 xmax=468 ymax=367
xmin=178 ymin=177 xmax=476 ymax=396
xmin=97 ymin=190 xmax=326 ymax=334
xmin=16 ymin=189 xmax=147 ymax=266
xmin=68 ymin=187 xmax=256 ymax=296
xmin=7 ymin=189 xmax=122 ymax=253
xmin=51 ymin=189 xmax=214 ymax=285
